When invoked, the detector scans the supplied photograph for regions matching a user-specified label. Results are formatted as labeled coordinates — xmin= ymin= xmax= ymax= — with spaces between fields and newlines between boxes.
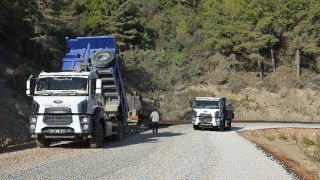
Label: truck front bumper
xmin=198 ymin=122 xmax=214 ymax=127
xmin=32 ymin=132 xmax=92 ymax=140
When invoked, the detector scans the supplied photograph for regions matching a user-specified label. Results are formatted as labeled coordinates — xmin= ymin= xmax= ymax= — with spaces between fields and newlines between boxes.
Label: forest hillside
xmin=1 ymin=0 xmax=320 ymax=147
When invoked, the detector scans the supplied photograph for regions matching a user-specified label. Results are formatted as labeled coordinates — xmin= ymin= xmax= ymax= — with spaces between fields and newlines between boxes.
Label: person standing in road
xmin=150 ymin=108 xmax=159 ymax=133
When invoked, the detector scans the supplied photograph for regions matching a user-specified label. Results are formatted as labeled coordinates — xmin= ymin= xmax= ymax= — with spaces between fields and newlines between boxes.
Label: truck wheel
xmin=113 ymin=121 xmax=124 ymax=141
xmin=193 ymin=125 xmax=200 ymax=130
xmin=226 ymin=121 xmax=232 ymax=130
xmin=219 ymin=120 xmax=225 ymax=131
xmin=91 ymin=50 xmax=115 ymax=68
xmin=90 ymin=123 xmax=104 ymax=148
xmin=36 ymin=135 xmax=51 ymax=148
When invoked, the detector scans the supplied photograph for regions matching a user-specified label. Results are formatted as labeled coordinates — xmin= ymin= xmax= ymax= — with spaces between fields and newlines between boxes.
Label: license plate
xmin=50 ymin=129 xmax=66 ymax=133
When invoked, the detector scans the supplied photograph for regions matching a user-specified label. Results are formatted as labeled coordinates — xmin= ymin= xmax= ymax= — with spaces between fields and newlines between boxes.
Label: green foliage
xmin=12 ymin=65 xmax=31 ymax=93
xmin=81 ymin=0 xmax=148 ymax=50
xmin=0 ymin=0 xmax=31 ymax=51
xmin=228 ymin=75 xmax=248 ymax=94
xmin=278 ymin=133 xmax=288 ymax=141
xmin=1 ymin=0 xmax=320 ymax=95
xmin=294 ymin=79 xmax=304 ymax=89
xmin=122 ymin=49 xmax=169 ymax=92
xmin=266 ymin=136 xmax=275 ymax=141
xmin=302 ymin=136 xmax=315 ymax=146
xmin=291 ymin=133 xmax=299 ymax=142
xmin=261 ymin=77 xmax=280 ymax=93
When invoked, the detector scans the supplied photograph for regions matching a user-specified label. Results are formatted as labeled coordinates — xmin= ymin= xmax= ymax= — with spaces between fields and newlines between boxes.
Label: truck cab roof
xmin=38 ymin=71 xmax=97 ymax=79
xmin=195 ymin=96 xmax=226 ymax=101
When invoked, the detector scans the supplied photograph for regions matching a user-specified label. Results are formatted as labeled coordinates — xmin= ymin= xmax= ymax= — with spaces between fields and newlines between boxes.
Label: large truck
xmin=26 ymin=36 xmax=129 ymax=148
xmin=191 ymin=96 xmax=234 ymax=131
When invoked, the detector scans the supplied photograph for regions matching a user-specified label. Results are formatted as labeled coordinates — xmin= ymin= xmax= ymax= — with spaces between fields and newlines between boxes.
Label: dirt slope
xmin=239 ymin=128 xmax=320 ymax=180
xmin=0 ymin=45 xmax=31 ymax=147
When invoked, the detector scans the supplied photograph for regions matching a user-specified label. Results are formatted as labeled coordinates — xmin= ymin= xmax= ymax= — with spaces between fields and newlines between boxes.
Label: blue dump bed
xmin=62 ymin=36 xmax=116 ymax=71
xmin=61 ymin=36 xmax=128 ymax=124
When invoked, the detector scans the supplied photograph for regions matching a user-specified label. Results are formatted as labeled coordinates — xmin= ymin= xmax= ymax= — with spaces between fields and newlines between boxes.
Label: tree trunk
xmin=258 ymin=60 xmax=263 ymax=80
xmin=271 ymin=48 xmax=276 ymax=73
xmin=295 ymin=48 xmax=300 ymax=80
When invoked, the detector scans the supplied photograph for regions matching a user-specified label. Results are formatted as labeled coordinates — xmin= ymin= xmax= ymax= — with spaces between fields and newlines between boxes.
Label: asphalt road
xmin=1 ymin=123 xmax=319 ymax=180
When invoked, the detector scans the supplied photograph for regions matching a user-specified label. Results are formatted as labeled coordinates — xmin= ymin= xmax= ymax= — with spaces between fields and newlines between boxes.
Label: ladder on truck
xmin=61 ymin=36 xmax=129 ymax=125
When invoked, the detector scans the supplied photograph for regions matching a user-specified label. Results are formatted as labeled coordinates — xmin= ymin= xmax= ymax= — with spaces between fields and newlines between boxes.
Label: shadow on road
xmin=47 ymin=126 xmax=183 ymax=149
xmin=105 ymin=130 xmax=184 ymax=149
xmin=230 ymin=126 xmax=245 ymax=131
xmin=195 ymin=126 xmax=245 ymax=132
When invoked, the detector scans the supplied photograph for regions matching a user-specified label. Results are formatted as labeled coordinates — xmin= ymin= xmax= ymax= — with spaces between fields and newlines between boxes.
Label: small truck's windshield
xmin=194 ymin=100 xmax=219 ymax=109
xmin=36 ymin=77 xmax=88 ymax=93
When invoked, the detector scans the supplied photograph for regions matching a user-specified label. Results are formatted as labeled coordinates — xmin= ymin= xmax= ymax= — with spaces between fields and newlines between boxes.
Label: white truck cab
xmin=191 ymin=96 xmax=234 ymax=131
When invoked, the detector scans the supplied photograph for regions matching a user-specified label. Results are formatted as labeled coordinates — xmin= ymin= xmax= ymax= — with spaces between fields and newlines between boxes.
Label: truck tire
xmin=91 ymin=50 xmax=115 ymax=68
xmin=193 ymin=125 xmax=200 ymax=130
xmin=36 ymin=135 xmax=51 ymax=148
xmin=226 ymin=121 xmax=232 ymax=130
xmin=219 ymin=120 xmax=225 ymax=131
xmin=113 ymin=121 xmax=124 ymax=141
xmin=90 ymin=122 xmax=104 ymax=148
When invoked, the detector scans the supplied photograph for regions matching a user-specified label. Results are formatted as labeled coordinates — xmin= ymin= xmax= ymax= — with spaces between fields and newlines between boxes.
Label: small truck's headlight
xmin=82 ymin=117 xmax=88 ymax=123
xmin=83 ymin=124 xmax=89 ymax=130
xmin=31 ymin=117 xmax=37 ymax=123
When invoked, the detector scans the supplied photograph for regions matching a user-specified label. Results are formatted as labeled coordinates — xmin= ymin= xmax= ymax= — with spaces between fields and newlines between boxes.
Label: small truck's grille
xmin=43 ymin=108 xmax=72 ymax=125
xmin=199 ymin=113 xmax=212 ymax=123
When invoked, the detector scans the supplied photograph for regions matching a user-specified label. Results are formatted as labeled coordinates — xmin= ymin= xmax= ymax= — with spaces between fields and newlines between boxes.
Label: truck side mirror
xmin=95 ymin=79 xmax=102 ymax=94
xmin=190 ymin=100 xmax=195 ymax=107
xmin=26 ymin=80 xmax=31 ymax=96
xmin=26 ymin=75 xmax=35 ymax=96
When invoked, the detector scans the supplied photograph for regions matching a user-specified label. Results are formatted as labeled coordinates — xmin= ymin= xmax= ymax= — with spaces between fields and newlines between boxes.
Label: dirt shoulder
xmin=239 ymin=128 xmax=320 ymax=180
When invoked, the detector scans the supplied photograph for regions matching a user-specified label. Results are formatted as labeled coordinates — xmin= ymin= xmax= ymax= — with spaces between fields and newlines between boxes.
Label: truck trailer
xmin=26 ymin=36 xmax=128 ymax=148
xmin=127 ymin=91 xmax=157 ymax=128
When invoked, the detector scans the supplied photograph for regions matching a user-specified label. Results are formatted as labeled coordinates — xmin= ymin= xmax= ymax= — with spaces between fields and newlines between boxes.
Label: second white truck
xmin=191 ymin=96 xmax=234 ymax=131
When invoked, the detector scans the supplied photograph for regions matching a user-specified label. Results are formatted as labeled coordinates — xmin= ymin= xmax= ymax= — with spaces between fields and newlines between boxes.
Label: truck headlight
xmin=80 ymin=116 xmax=90 ymax=123
xmin=82 ymin=117 xmax=88 ymax=123
xmin=80 ymin=116 xmax=91 ymax=132
xmin=81 ymin=124 xmax=91 ymax=131
xmin=31 ymin=117 xmax=37 ymax=123
xmin=83 ymin=124 xmax=89 ymax=130
xmin=30 ymin=115 xmax=37 ymax=124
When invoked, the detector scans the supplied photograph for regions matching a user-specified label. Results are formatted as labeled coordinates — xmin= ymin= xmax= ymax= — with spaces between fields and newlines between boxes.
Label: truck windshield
xmin=35 ymin=77 xmax=88 ymax=93
xmin=194 ymin=100 xmax=219 ymax=109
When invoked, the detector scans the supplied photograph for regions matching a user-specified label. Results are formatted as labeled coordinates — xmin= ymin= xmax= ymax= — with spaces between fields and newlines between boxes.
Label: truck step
xmin=104 ymin=92 xmax=119 ymax=97
xmin=101 ymin=77 xmax=115 ymax=82
xmin=96 ymin=69 xmax=113 ymax=75
xmin=102 ymin=85 xmax=116 ymax=89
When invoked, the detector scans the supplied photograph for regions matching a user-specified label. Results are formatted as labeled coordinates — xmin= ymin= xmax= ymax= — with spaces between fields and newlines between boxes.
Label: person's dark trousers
xmin=152 ymin=122 xmax=158 ymax=133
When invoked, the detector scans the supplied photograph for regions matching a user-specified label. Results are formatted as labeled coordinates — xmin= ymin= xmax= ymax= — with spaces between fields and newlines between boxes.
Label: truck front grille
xmin=44 ymin=108 xmax=73 ymax=125
xmin=198 ymin=113 xmax=212 ymax=123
